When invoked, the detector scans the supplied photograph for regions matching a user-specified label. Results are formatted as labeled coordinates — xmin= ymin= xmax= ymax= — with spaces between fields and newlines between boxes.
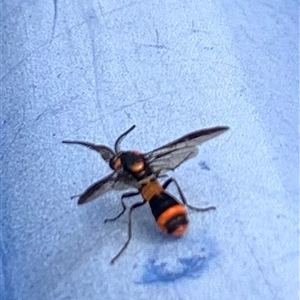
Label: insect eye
xmin=111 ymin=157 xmax=122 ymax=170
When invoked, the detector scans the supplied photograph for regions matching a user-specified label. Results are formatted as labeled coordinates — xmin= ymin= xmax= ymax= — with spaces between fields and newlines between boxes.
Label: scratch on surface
xmin=0 ymin=126 xmax=23 ymax=163
xmin=1 ymin=41 xmax=50 ymax=82
xmin=190 ymin=20 xmax=209 ymax=34
xmin=113 ymin=95 xmax=158 ymax=113
xmin=2 ymin=1 xmax=60 ymax=82
xmin=80 ymin=3 xmax=112 ymax=142
xmin=2 ymin=17 xmax=87 ymax=81
xmin=0 ymin=241 xmax=15 ymax=300
xmin=238 ymin=223 xmax=280 ymax=299
xmin=86 ymin=12 xmax=105 ymax=115
xmin=1 ymin=105 xmax=25 ymax=162
xmin=103 ymin=1 xmax=137 ymax=16
xmin=140 ymin=29 xmax=167 ymax=50
xmin=51 ymin=0 xmax=58 ymax=40
xmin=34 ymin=104 xmax=66 ymax=122
xmin=1 ymin=4 xmax=21 ymax=22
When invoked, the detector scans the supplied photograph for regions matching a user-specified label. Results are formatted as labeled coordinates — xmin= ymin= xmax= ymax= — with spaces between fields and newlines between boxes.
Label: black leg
xmin=104 ymin=191 xmax=140 ymax=223
xmin=110 ymin=201 xmax=146 ymax=265
xmin=162 ymin=177 xmax=216 ymax=212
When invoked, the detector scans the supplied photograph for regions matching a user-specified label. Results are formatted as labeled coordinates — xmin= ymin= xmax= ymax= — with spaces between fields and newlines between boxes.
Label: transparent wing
xmin=150 ymin=147 xmax=198 ymax=176
xmin=145 ymin=126 xmax=229 ymax=176
xmin=64 ymin=126 xmax=229 ymax=201
xmin=62 ymin=140 xmax=115 ymax=162
xmin=77 ymin=170 xmax=139 ymax=205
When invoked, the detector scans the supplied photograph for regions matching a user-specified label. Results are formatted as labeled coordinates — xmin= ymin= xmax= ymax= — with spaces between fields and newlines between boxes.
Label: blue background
xmin=1 ymin=0 xmax=299 ymax=299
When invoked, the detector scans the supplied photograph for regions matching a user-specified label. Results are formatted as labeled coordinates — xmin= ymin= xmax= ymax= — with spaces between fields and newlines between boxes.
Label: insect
xmin=63 ymin=125 xmax=229 ymax=264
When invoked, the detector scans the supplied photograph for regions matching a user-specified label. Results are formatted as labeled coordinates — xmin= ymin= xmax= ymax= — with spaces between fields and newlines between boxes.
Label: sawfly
xmin=63 ymin=125 xmax=229 ymax=264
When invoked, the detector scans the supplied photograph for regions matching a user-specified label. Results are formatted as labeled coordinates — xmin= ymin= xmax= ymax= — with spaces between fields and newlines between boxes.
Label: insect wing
xmin=145 ymin=126 xmax=229 ymax=175
xmin=62 ymin=140 xmax=115 ymax=162
xmin=150 ymin=146 xmax=198 ymax=176
xmin=77 ymin=170 xmax=139 ymax=205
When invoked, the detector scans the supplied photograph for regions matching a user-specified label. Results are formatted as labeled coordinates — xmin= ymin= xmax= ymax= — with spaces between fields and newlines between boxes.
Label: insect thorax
xmin=120 ymin=152 xmax=153 ymax=180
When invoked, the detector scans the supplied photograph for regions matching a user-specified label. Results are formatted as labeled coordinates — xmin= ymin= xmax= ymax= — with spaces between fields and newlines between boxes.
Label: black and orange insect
xmin=63 ymin=125 xmax=229 ymax=264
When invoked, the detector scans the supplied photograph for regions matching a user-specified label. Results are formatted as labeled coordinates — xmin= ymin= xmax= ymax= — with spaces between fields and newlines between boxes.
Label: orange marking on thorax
xmin=131 ymin=161 xmax=144 ymax=173
xmin=140 ymin=180 xmax=164 ymax=202
xmin=156 ymin=205 xmax=188 ymax=235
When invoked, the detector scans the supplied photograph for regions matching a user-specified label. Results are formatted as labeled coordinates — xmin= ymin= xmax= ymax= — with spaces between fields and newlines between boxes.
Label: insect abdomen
xmin=149 ymin=192 xmax=189 ymax=236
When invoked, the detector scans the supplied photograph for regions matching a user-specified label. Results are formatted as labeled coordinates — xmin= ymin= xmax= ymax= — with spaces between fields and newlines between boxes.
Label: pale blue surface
xmin=1 ymin=1 xmax=299 ymax=299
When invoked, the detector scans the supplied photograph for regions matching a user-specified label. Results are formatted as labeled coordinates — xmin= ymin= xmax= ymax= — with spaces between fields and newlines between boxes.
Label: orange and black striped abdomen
xmin=148 ymin=192 xmax=189 ymax=236
xmin=140 ymin=180 xmax=189 ymax=236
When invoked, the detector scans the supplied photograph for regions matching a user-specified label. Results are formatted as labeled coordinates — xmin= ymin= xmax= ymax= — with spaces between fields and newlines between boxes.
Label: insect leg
xmin=162 ymin=177 xmax=216 ymax=212
xmin=110 ymin=200 xmax=146 ymax=265
xmin=104 ymin=191 xmax=140 ymax=223
xmin=70 ymin=194 xmax=81 ymax=200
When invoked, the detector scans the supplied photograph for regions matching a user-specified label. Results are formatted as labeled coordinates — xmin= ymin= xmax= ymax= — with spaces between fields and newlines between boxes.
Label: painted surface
xmin=1 ymin=0 xmax=298 ymax=299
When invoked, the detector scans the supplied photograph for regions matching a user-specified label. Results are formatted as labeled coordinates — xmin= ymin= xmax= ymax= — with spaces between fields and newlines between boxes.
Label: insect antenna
xmin=114 ymin=125 xmax=136 ymax=153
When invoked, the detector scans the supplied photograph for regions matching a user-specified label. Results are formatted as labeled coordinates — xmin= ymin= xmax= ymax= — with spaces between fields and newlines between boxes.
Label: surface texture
xmin=1 ymin=0 xmax=299 ymax=299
